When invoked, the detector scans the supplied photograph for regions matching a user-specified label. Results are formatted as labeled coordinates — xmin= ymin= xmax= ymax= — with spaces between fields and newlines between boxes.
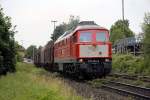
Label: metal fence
xmin=113 ymin=34 xmax=144 ymax=55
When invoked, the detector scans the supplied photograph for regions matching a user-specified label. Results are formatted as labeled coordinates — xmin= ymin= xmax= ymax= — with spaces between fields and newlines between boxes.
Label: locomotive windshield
xmin=96 ymin=32 xmax=108 ymax=42
xmin=79 ymin=32 xmax=92 ymax=42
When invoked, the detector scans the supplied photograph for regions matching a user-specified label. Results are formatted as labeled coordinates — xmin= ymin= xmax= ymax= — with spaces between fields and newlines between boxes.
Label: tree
xmin=142 ymin=12 xmax=150 ymax=67
xmin=66 ymin=15 xmax=80 ymax=31
xmin=15 ymin=42 xmax=25 ymax=62
xmin=0 ymin=6 xmax=16 ymax=74
xmin=51 ymin=23 xmax=66 ymax=41
xmin=25 ymin=45 xmax=37 ymax=59
xmin=51 ymin=15 xmax=80 ymax=41
xmin=110 ymin=20 xmax=134 ymax=44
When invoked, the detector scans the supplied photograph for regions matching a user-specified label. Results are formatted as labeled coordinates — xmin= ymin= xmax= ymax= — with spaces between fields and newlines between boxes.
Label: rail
xmin=102 ymin=81 xmax=150 ymax=100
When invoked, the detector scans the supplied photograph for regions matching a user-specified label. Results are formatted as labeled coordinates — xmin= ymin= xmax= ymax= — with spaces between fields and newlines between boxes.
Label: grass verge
xmin=0 ymin=62 xmax=83 ymax=100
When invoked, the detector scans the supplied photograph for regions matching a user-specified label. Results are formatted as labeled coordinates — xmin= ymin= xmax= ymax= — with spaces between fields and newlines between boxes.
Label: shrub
xmin=112 ymin=54 xmax=148 ymax=75
xmin=0 ymin=7 xmax=16 ymax=75
xmin=16 ymin=52 xmax=23 ymax=62
xmin=0 ymin=52 xmax=4 ymax=74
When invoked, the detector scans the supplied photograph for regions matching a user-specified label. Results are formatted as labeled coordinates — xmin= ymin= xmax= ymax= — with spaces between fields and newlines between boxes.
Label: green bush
xmin=0 ymin=52 xmax=4 ymax=74
xmin=0 ymin=52 xmax=3 ymax=67
xmin=0 ymin=7 xmax=16 ymax=75
xmin=16 ymin=52 xmax=23 ymax=62
xmin=112 ymin=54 xmax=149 ymax=75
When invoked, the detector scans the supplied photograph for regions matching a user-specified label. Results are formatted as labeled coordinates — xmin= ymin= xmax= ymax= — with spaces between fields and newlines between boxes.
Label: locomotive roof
xmin=54 ymin=24 xmax=108 ymax=44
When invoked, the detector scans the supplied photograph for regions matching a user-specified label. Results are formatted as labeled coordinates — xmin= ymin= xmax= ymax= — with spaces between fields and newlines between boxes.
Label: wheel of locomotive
xmin=102 ymin=62 xmax=112 ymax=78
xmin=77 ymin=71 xmax=84 ymax=80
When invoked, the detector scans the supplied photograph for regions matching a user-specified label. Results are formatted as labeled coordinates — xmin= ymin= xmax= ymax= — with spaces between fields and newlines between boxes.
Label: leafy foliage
xmin=51 ymin=23 xmax=66 ymax=41
xmin=0 ymin=51 xmax=4 ymax=73
xmin=142 ymin=12 xmax=150 ymax=67
xmin=51 ymin=15 xmax=80 ymax=41
xmin=25 ymin=45 xmax=37 ymax=59
xmin=0 ymin=7 xmax=16 ymax=75
xmin=15 ymin=42 xmax=25 ymax=62
xmin=112 ymin=54 xmax=150 ymax=75
xmin=110 ymin=20 xmax=134 ymax=44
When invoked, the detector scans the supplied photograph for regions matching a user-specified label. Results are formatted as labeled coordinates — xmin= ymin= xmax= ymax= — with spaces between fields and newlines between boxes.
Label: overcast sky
xmin=1 ymin=0 xmax=150 ymax=48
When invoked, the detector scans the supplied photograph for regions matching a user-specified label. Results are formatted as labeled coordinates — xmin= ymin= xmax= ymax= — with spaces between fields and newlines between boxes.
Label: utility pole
xmin=51 ymin=20 xmax=57 ymax=41
xmin=122 ymin=0 xmax=125 ymax=21
xmin=122 ymin=0 xmax=126 ymax=53
xmin=51 ymin=20 xmax=57 ymax=31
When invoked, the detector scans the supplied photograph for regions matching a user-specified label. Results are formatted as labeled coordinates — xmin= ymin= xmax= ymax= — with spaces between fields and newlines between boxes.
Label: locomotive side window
xmin=79 ymin=32 xmax=92 ymax=42
xmin=96 ymin=32 xmax=108 ymax=42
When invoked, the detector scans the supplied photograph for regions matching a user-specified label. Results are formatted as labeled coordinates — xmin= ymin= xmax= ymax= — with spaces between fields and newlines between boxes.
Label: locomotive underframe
xmin=55 ymin=58 xmax=112 ymax=78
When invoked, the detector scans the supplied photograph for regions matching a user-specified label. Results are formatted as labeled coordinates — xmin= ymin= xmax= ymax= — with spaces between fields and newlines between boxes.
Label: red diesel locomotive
xmin=34 ymin=21 xmax=112 ymax=78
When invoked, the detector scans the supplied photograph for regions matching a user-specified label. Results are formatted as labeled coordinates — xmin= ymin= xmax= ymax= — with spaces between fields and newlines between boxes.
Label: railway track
xmin=102 ymin=81 xmax=150 ymax=100
xmin=54 ymin=72 xmax=150 ymax=100
xmin=109 ymin=73 xmax=150 ymax=82
xmin=64 ymin=78 xmax=129 ymax=100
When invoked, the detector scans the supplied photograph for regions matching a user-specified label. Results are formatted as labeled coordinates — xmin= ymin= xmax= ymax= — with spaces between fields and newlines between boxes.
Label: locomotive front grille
xmin=79 ymin=45 xmax=109 ymax=57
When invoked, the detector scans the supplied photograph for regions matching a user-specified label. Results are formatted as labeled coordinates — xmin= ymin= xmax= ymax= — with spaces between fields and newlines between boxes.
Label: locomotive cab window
xmin=96 ymin=32 xmax=108 ymax=42
xmin=79 ymin=32 xmax=92 ymax=42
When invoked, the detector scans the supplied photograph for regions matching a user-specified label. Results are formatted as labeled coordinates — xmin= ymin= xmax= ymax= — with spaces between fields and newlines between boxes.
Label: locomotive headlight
xmin=99 ymin=51 xmax=102 ymax=55
xmin=79 ymin=59 xmax=83 ymax=62
xmin=105 ymin=59 xmax=110 ymax=62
